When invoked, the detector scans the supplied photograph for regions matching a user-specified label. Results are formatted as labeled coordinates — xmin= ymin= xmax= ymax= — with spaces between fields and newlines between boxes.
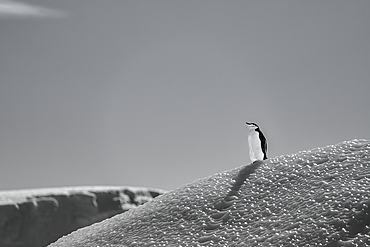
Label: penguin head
xmin=246 ymin=122 xmax=259 ymax=130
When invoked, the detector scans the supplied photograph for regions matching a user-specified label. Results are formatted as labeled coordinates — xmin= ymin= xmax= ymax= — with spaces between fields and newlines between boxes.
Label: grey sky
xmin=0 ymin=0 xmax=66 ymax=18
xmin=1 ymin=1 xmax=369 ymax=191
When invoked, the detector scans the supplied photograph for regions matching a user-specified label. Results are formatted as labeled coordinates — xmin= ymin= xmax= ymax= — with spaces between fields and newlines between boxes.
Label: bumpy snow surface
xmin=50 ymin=139 xmax=370 ymax=246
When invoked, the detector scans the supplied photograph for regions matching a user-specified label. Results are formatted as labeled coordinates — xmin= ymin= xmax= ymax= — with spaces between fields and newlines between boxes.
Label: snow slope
xmin=50 ymin=139 xmax=370 ymax=246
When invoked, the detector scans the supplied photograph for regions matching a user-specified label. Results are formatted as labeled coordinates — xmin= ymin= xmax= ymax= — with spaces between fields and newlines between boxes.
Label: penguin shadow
xmin=214 ymin=160 xmax=263 ymax=211
xmin=200 ymin=161 xmax=263 ymax=234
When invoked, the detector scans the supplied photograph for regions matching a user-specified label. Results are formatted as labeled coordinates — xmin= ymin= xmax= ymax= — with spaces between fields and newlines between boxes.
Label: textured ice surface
xmin=50 ymin=139 xmax=370 ymax=246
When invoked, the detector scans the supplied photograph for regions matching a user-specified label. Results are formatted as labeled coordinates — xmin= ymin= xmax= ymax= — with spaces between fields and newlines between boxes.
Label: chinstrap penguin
xmin=246 ymin=122 xmax=267 ymax=162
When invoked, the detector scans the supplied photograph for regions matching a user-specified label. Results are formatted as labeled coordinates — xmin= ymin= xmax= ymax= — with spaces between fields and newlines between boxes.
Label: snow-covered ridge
xmin=50 ymin=139 xmax=370 ymax=246
xmin=0 ymin=186 xmax=165 ymax=247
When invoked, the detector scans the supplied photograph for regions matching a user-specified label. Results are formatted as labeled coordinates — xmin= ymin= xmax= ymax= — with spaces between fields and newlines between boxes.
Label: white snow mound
xmin=50 ymin=139 xmax=370 ymax=246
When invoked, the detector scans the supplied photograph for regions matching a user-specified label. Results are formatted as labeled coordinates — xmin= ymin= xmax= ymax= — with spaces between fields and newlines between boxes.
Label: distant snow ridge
xmin=50 ymin=139 xmax=370 ymax=246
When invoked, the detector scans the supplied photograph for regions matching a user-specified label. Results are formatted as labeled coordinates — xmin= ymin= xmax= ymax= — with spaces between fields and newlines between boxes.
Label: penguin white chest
xmin=248 ymin=131 xmax=264 ymax=162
